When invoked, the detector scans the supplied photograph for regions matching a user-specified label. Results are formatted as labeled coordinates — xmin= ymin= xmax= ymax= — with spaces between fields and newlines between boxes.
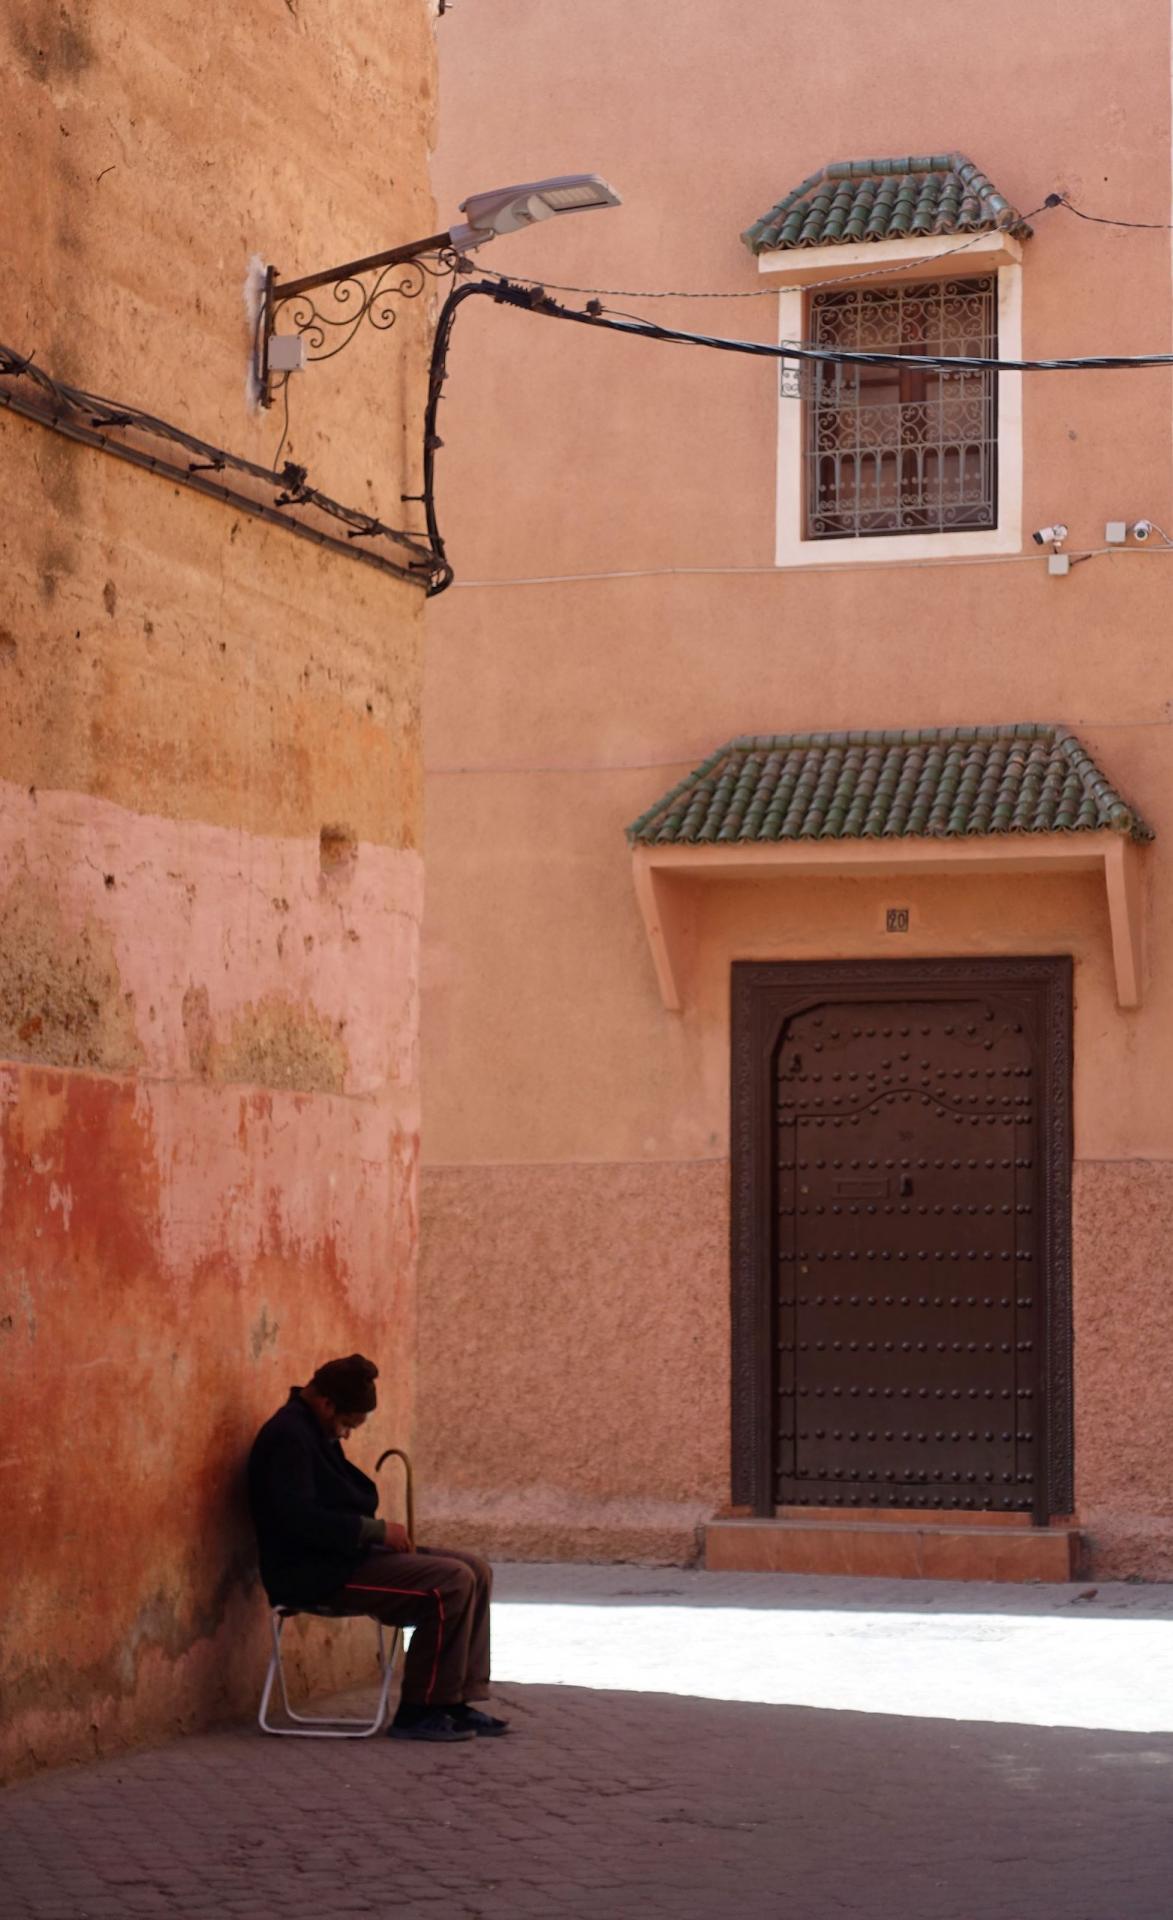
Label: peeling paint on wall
xmin=216 ymin=992 xmax=349 ymax=1095
xmin=249 ymin=1302 xmax=280 ymax=1362
xmin=0 ymin=776 xmax=423 ymax=1101
xmin=0 ymin=871 xmax=144 ymax=1072
xmin=0 ymin=1060 xmax=419 ymax=1779
xmin=183 ymin=983 xmax=349 ymax=1094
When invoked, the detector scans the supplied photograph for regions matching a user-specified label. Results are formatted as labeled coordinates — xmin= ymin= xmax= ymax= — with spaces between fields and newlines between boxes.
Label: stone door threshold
xmin=705 ymin=1515 xmax=1079 ymax=1583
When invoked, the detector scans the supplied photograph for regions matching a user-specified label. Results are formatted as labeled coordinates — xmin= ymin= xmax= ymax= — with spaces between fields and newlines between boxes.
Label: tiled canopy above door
xmin=627 ymin=727 xmax=1152 ymax=1010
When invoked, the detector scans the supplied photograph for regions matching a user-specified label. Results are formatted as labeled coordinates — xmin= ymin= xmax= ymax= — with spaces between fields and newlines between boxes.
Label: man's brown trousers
xmin=325 ymin=1547 xmax=492 ymax=1707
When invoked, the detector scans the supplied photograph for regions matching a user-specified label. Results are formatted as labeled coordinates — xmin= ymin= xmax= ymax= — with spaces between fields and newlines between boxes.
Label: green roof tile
xmin=742 ymin=153 xmax=1033 ymax=256
xmin=627 ymin=728 xmax=1152 ymax=848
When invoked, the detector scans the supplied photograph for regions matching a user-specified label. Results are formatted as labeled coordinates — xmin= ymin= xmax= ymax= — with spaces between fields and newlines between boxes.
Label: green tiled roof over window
xmin=742 ymin=154 xmax=1033 ymax=256
xmin=627 ymin=728 xmax=1152 ymax=847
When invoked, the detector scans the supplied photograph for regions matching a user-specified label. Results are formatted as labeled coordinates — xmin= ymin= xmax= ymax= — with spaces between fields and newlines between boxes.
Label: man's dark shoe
xmin=450 ymin=1704 xmax=510 ymax=1737
xmin=386 ymin=1707 xmax=476 ymax=1743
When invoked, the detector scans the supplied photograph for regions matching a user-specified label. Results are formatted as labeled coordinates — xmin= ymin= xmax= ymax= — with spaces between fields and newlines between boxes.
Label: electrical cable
xmin=420 ymin=282 xmax=487 ymax=595
xmin=0 ymin=343 xmax=439 ymax=586
xmin=423 ymin=277 xmax=1173 ymax=597
xmin=448 ymin=544 xmax=1173 ymax=590
xmin=272 ymin=374 xmax=292 ymax=473
xmin=443 ymin=276 xmax=1173 ymax=389
xmin=1045 ymin=192 xmax=1173 ymax=232
xmin=471 ymin=213 xmax=1051 ymax=309
xmin=464 ymin=193 xmax=1170 ymax=311
xmin=428 ymin=709 xmax=1173 ymax=779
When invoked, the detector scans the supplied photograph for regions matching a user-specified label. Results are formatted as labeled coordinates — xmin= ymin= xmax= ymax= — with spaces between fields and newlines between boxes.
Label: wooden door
xmin=731 ymin=960 xmax=1072 ymax=1523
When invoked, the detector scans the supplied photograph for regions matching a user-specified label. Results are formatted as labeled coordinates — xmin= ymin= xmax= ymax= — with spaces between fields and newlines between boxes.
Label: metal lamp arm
xmin=257 ymin=232 xmax=473 ymax=407
xmin=273 ymin=232 xmax=458 ymax=303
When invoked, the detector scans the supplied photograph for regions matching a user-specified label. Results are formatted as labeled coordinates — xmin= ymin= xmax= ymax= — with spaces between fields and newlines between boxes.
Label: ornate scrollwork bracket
xmin=255 ymin=231 xmax=472 ymax=408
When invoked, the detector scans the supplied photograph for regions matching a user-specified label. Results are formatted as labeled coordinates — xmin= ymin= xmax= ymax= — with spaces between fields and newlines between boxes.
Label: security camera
xmin=1032 ymin=524 xmax=1069 ymax=547
xmin=1132 ymin=519 xmax=1154 ymax=543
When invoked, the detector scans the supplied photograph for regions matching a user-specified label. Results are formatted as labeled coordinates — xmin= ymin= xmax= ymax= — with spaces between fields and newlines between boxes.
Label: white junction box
xmin=269 ymin=334 xmax=307 ymax=373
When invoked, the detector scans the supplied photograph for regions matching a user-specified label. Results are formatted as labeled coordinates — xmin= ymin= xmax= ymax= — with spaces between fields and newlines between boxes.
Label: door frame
xmin=730 ymin=956 xmax=1074 ymax=1521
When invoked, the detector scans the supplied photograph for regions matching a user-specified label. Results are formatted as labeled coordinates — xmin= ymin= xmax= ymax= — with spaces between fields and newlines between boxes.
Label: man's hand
xmin=380 ymin=1522 xmax=412 ymax=1554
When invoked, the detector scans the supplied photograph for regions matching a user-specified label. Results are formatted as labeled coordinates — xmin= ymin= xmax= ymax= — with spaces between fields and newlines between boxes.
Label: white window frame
xmin=760 ymin=231 xmax=1024 ymax=568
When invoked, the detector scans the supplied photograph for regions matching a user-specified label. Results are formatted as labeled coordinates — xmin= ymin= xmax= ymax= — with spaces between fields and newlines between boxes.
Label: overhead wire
xmin=428 ymin=706 xmax=1173 ymax=781
xmin=1045 ymin=192 xmax=1173 ymax=232
xmin=423 ymin=268 xmax=1173 ymax=596
xmin=460 ymin=275 xmax=1173 ymax=381
xmin=471 ymin=216 xmax=1044 ymax=310
xmin=464 ymin=193 xmax=1168 ymax=313
xmin=271 ymin=373 xmax=292 ymax=473
xmin=448 ymin=545 xmax=1173 ymax=590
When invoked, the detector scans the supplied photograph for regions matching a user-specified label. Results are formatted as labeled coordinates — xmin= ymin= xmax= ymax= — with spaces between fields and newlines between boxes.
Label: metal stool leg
xmin=258 ymin=1609 xmax=399 ymax=1738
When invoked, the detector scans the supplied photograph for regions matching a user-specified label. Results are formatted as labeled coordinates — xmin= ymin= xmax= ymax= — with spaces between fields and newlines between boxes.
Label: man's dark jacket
xmin=248 ymin=1390 xmax=378 ymax=1605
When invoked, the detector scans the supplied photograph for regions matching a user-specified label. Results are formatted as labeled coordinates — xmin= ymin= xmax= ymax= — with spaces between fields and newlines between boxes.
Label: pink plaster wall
xmin=420 ymin=1 xmax=1173 ymax=1574
xmin=1074 ymin=1160 xmax=1173 ymax=1574
xmin=1 ymin=0 xmax=436 ymax=1776
xmin=418 ymin=1160 xmax=728 ymax=1562
xmin=0 ymin=778 xmax=422 ymax=1105
xmin=0 ymin=778 xmax=422 ymax=1776
xmin=426 ymin=0 xmax=1170 ymax=585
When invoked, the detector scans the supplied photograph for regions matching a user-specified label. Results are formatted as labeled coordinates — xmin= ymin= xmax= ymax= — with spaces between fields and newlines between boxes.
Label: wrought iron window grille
xmin=804 ymin=275 xmax=998 ymax=540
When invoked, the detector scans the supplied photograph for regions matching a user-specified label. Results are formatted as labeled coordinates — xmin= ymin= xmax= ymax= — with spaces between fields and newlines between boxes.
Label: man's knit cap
xmin=310 ymin=1353 xmax=378 ymax=1414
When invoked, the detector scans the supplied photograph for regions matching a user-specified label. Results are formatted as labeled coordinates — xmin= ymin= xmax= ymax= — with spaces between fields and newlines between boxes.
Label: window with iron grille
xmin=805 ymin=275 xmax=997 ymax=540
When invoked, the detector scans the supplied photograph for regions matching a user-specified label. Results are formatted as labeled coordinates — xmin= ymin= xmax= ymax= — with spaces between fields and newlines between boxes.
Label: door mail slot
xmin=833 ymin=1174 xmax=914 ymax=1199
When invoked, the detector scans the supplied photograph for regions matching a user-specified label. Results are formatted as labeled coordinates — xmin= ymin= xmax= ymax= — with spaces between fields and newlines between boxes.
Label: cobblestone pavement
xmin=4 ymin=1565 xmax=1173 ymax=1920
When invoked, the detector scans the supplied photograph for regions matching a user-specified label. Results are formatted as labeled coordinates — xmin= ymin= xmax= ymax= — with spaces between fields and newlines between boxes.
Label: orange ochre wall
xmin=0 ymin=0 xmax=437 ymax=1777
xmin=419 ymin=0 xmax=1173 ymax=1576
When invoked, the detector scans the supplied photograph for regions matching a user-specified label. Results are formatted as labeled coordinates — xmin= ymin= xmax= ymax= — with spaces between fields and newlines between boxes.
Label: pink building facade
xmin=419 ymin=1 xmax=1173 ymax=1580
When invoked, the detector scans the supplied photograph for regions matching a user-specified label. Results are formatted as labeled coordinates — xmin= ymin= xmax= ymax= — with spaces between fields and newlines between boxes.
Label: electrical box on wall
xmin=269 ymin=335 xmax=307 ymax=373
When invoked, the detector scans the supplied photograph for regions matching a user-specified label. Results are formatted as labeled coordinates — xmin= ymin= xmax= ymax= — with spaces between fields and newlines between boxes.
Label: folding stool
xmin=257 ymin=1606 xmax=398 ymax=1738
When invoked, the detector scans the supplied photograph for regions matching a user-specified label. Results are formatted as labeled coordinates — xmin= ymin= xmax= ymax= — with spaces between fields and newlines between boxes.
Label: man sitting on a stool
xmin=248 ymin=1353 xmax=508 ymax=1744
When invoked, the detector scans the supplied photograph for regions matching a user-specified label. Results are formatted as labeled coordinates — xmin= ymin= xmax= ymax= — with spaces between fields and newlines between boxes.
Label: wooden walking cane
xmin=375 ymin=1447 xmax=416 ymax=1545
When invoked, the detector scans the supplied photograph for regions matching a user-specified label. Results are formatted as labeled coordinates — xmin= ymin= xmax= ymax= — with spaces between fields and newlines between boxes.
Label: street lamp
xmin=254 ymin=173 xmax=621 ymax=407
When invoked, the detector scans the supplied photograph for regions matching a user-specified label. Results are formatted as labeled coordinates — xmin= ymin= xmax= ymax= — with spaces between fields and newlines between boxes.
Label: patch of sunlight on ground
xmin=493 ymin=1601 xmax=1173 ymax=1733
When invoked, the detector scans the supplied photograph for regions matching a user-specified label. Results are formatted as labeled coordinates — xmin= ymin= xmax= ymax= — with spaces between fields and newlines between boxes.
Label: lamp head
xmin=448 ymin=174 xmax=621 ymax=250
